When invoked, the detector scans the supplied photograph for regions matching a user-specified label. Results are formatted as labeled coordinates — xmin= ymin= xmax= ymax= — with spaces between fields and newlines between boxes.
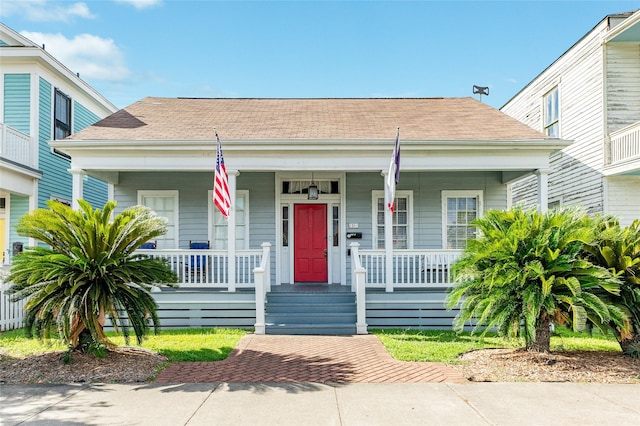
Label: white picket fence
xmin=0 ymin=281 xmax=25 ymax=331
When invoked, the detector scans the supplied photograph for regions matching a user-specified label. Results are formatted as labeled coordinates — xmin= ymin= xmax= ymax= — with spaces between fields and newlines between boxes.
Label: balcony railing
xmin=0 ymin=123 xmax=35 ymax=167
xmin=610 ymin=121 xmax=640 ymax=165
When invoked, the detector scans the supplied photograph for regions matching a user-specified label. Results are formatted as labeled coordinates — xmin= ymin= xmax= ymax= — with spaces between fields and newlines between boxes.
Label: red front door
xmin=294 ymin=204 xmax=328 ymax=282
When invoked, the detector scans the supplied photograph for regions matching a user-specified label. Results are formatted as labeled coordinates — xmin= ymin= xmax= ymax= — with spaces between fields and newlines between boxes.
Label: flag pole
xmin=385 ymin=127 xmax=400 ymax=292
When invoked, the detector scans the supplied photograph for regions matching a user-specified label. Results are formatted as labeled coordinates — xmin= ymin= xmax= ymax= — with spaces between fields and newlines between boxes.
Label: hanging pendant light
xmin=308 ymin=173 xmax=319 ymax=200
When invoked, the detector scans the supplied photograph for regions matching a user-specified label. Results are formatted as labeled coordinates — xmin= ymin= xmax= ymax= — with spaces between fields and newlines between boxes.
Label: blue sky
xmin=2 ymin=0 xmax=639 ymax=110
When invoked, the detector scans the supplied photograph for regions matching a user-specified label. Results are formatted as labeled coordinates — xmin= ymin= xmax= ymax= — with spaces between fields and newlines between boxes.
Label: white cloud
xmin=21 ymin=31 xmax=131 ymax=82
xmin=0 ymin=0 xmax=95 ymax=22
xmin=114 ymin=0 xmax=162 ymax=10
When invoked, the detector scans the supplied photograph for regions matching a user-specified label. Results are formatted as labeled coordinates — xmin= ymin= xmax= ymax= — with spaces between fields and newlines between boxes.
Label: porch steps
xmin=265 ymin=292 xmax=357 ymax=335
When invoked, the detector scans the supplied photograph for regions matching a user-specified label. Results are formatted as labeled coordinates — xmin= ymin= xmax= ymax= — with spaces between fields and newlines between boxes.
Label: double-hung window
xmin=138 ymin=190 xmax=179 ymax=249
xmin=543 ymin=86 xmax=559 ymax=138
xmin=442 ymin=190 xmax=482 ymax=249
xmin=372 ymin=190 xmax=412 ymax=249
xmin=209 ymin=190 xmax=249 ymax=249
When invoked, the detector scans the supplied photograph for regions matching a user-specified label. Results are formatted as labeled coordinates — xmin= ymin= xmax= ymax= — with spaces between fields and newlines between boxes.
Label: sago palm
xmin=584 ymin=217 xmax=640 ymax=357
xmin=446 ymin=207 xmax=626 ymax=352
xmin=7 ymin=200 xmax=177 ymax=352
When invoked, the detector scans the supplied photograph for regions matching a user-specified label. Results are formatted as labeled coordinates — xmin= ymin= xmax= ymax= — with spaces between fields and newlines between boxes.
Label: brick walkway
xmin=155 ymin=334 xmax=465 ymax=384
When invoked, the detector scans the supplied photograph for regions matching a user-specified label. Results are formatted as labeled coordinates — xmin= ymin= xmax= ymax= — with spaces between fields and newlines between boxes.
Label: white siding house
xmin=501 ymin=10 xmax=640 ymax=225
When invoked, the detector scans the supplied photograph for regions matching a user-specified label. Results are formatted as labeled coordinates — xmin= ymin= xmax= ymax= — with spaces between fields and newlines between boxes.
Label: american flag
xmin=385 ymin=129 xmax=401 ymax=213
xmin=214 ymin=131 xmax=231 ymax=220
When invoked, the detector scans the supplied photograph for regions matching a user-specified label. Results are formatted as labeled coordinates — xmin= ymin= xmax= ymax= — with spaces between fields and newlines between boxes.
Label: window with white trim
xmin=138 ymin=190 xmax=179 ymax=249
xmin=209 ymin=190 xmax=249 ymax=250
xmin=543 ymin=86 xmax=559 ymax=137
xmin=372 ymin=190 xmax=412 ymax=249
xmin=442 ymin=190 xmax=482 ymax=249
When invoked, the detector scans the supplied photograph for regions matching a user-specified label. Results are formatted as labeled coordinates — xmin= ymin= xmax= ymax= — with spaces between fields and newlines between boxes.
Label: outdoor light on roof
xmin=308 ymin=173 xmax=319 ymax=200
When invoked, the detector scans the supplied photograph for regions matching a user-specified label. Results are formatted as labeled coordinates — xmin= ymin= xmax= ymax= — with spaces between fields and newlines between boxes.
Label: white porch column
xmin=536 ymin=169 xmax=550 ymax=213
xmin=227 ymin=170 xmax=239 ymax=291
xmin=69 ymin=169 xmax=84 ymax=210
xmin=382 ymin=171 xmax=394 ymax=292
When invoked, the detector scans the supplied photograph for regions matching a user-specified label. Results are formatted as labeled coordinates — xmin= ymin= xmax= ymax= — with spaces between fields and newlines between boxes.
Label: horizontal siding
xmin=38 ymin=77 xmax=73 ymax=208
xmin=606 ymin=176 xmax=640 ymax=226
xmin=366 ymin=290 xmax=464 ymax=330
xmin=115 ymin=172 xmax=276 ymax=251
xmin=346 ymin=171 xmax=506 ymax=250
xmin=106 ymin=290 xmax=257 ymax=330
xmin=73 ymin=100 xmax=100 ymax=133
xmin=502 ymin=21 xmax=607 ymax=214
xmin=8 ymin=194 xmax=29 ymax=255
xmin=3 ymin=74 xmax=31 ymax=134
xmin=606 ymin=43 xmax=640 ymax=132
xmin=74 ymin=101 xmax=109 ymax=207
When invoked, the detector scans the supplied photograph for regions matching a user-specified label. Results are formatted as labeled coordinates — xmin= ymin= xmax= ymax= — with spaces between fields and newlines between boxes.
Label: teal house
xmin=0 ymin=23 xmax=117 ymax=264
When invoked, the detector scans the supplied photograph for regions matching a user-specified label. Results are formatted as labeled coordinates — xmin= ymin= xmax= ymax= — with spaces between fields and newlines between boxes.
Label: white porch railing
xmin=254 ymin=242 xmax=272 ymax=334
xmin=0 ymin=123 xmax=35 ymax=167
xmin=358 ymin=249 xmax=463 ymax=288
xmin=610 ymin=121 xmax=640 ymax=165
xmin=138 ymin=248 xmax=263 ymax=288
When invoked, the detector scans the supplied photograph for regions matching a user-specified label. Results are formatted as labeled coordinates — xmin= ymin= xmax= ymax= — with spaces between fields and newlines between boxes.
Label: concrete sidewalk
xmin=2 ymin=382 xmax=639 ymax=425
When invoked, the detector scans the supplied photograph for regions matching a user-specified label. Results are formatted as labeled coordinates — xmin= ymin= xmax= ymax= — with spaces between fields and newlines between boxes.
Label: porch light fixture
xmin=308 ymin=173 xmax=319 ymax=200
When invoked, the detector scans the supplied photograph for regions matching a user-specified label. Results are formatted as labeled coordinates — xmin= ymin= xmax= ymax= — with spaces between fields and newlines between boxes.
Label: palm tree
xmin=446 ymin=207 xmax=627 ymax=352
xmin=7 ymin=200 xmax=177 ymax=352
xmin=584 ymin=217 xmax=640 ymax=357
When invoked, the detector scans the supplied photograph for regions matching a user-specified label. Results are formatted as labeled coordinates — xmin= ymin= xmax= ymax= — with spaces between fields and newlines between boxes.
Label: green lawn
xmin=0 ymin=328 xmax=247 ymax=362
xmin=371 ymin=327 xmax=621 ymax=363
xmin=1 ymin=326 xmax=621 ymax=364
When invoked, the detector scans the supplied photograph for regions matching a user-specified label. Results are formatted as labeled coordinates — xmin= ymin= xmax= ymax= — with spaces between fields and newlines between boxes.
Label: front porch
xmin=142 ymin=246 xmax=462 ymax=290
xmin=134 ymin=243 xmax=463 ymax=335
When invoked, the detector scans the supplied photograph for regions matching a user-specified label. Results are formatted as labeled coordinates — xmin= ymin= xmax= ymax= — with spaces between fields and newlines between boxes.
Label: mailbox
xmin=346 ymin=232 xmax=362 ymax=239
xmin=12 ymin=242 xmax=24 ymax=256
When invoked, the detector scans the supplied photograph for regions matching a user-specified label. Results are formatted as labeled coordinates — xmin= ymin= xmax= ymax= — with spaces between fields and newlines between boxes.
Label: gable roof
xmin=69 ymin=97 xmax=547 ymax=142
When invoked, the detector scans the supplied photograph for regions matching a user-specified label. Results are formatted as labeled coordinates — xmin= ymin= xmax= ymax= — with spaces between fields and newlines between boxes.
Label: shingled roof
xmin=69 ymin=97 xmax=547 ymax=141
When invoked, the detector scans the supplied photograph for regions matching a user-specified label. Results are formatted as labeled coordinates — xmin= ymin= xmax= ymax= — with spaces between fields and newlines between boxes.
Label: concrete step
xmin=266 ymin=312 xmax=357 ymax=325
xmin=265 ymin=323 xmax=357 ymax=335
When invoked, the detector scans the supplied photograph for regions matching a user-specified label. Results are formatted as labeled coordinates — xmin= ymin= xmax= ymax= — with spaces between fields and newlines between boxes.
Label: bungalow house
xmin=0 ymin=23 xmax=117 ymax=265
xmin=501 ymin=9 xmax=640 ymax=224
xmin=50 ymin=97 xmax=570 ymax=334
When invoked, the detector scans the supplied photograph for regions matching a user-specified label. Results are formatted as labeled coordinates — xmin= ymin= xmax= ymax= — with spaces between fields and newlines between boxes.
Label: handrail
xmin=253 ymin=242 xmax=271 ymax=335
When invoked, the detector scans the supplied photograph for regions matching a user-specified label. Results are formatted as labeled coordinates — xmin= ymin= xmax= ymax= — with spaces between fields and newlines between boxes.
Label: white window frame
xmin=548 ymin=197 xmax=562 ymax=211
xmin=442 ymin=190 xmax=483 ymax=249
xmin=137 ymin=190 xmax=179 ymax=249
xmin=372 ymin=190 xmax=413 ymax=249
xmin=208 ymin=189 xmax=249 ymax=250
xmin=543 ymin=86 xmax=559 ymax=137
